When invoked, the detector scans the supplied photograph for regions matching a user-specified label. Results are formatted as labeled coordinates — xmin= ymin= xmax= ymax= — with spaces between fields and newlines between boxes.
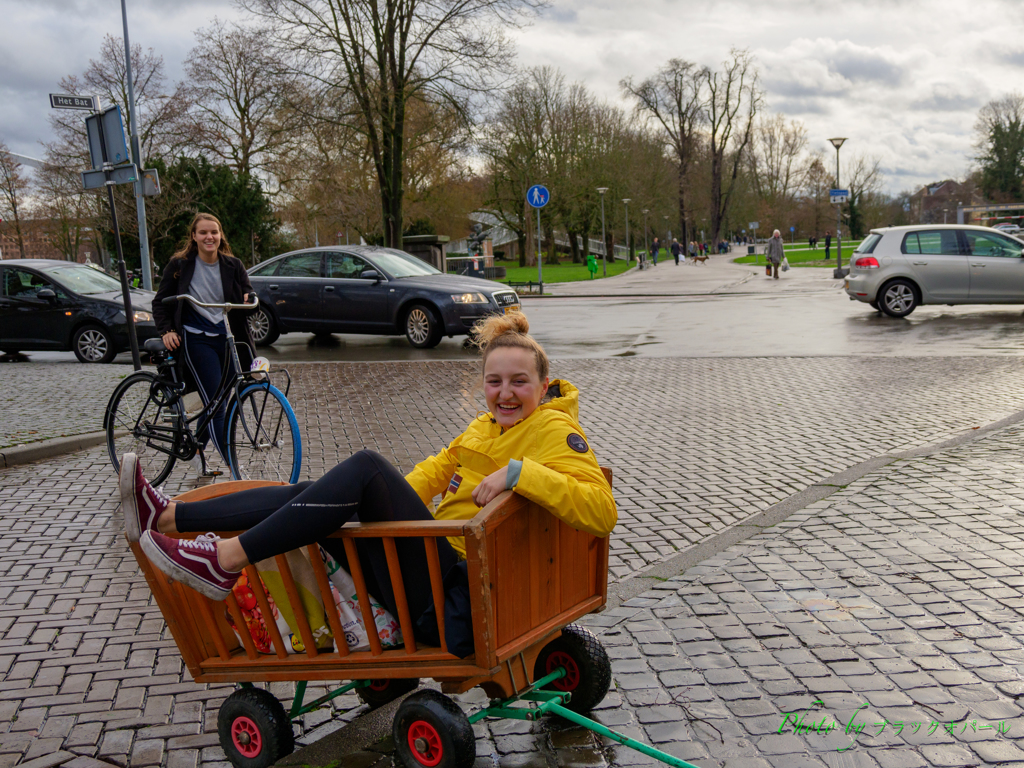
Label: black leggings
xmin=174 ymin=449 xmax=459 ymax=625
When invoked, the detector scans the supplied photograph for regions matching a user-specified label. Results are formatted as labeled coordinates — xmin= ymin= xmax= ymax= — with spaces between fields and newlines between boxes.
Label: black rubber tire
xmin=248 ymin=307 xmax=280 ymax=347
xmin=533 ymin=624 xmax=612 ymax=714
xmin=73 ymin=324 xmax=116 ymax=363
xmin=105 ymin=371 xmax=180 ymax=485
xmin=404 ymin=304 xmax=443 ymax=349
xmin=217 ymin=688 xmax=294 ymax=768
xmin=356 ymin=678 xmax=420 ymax=710
xmin=392 ymin=689 xmax=475 ymax=768
xmin=879 ymin=279 xmax=919 ymax=318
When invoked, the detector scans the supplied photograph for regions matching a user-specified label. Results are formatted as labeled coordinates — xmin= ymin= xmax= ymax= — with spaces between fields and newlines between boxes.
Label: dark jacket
xmin=153 ymin=253 xmax=256 ymax=377
xmin=825 ymin=234 xmax=832 ymax=247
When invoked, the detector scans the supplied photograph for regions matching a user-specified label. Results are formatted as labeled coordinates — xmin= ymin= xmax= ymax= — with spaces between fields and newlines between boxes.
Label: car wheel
xmin=248 ymin=308 xmax=280 ymax=347
xmin=404 ymin=304 xmax=443 ymax=349
xmin=879 ymin=279 xmax=918 ymax=318
xmin=73 ymin=324 xmax=116 ymax=363
xmin=868 ymin=300 xmax=880 ymax=312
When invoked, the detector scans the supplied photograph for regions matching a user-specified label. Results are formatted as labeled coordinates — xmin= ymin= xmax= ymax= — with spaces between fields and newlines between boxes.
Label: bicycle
xmin=104 ymin=294 xmax=302 ymax=486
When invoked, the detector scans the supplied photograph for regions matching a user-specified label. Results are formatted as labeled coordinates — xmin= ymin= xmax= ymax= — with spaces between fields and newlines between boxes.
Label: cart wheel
xmin=218 ymin=688 xmax=294 ymax=768
xmin=356 ymin=677 xmax=421 ymax=710
xmin=393 ymin=689 xmax=475 ymax=768
xmin=534 ymin=624 xmax=612 ymax=714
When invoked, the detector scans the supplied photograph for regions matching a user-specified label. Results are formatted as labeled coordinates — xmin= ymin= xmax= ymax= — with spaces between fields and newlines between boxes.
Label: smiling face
xmin=484 ymin=346 xmax=549 ymax=428
xmin=193 ymin=219 xmax=222 ymax=261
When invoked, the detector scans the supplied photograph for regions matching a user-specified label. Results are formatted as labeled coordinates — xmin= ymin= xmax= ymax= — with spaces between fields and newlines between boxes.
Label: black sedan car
xmin=0 ymin=259 xmax=159 ymax=363
xmin=245 ymin=246 xmax=521 ymax=348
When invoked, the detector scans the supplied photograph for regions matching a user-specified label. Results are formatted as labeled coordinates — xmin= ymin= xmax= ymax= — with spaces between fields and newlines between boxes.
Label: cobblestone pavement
xmin=0 ymin=364 xmax=134 ymax=449
xmin=6 ymin=357 xmax=1024 ymax=765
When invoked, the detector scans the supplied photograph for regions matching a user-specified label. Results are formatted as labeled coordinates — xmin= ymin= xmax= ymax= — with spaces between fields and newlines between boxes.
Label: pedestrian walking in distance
xmin=824 ymin=230 xmax=832 ymax=260
xmin=766 ymin=229 xmax=785 ymax=279
xmin=651 ymin=237 xmax=660 ymax=267
xmin=671 ymin=238 xmax=681 ymax=266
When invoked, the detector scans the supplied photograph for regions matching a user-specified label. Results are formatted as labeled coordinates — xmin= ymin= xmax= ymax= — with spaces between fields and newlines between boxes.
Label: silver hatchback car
xmin=845 ymin=224 xmax=1024 ymax=317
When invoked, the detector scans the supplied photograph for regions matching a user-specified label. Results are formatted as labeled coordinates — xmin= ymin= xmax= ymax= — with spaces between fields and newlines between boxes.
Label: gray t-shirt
xmin=183 ymin=257 xmax=226 ymax=333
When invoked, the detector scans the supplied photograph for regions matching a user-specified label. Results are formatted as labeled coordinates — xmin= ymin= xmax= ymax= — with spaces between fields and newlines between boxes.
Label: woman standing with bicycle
xmin=153 ymin=212 xmax=256 ymax=476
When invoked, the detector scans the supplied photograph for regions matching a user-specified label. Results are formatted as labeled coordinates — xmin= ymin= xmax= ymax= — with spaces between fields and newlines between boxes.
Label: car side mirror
xmin=360 ymin=269 xmax=382 ymax=282
xmin=36 ymin=288 xmax=56 ymax=301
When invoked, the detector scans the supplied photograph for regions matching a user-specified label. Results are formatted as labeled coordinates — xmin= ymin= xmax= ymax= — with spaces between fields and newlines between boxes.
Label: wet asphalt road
xmin=15 ymin=287 xmax=1024 ymax=365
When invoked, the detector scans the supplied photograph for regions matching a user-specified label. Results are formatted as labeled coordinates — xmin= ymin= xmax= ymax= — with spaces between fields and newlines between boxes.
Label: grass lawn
xmin=732 ymin=241 xmax=858 ymax=268
xmin=493 ymin=258 xmax=634 ymax=285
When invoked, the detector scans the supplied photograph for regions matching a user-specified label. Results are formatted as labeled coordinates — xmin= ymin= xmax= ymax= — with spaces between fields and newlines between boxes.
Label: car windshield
xmin=855 ymin=234 xmax=882 ymax=254
xmin=39 ymin=265 xmax=125 ymax=295
xmin=365 ymin=249 xmax=440 ymax=278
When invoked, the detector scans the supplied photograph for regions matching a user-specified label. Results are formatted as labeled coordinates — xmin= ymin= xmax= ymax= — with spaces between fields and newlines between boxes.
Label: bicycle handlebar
xmin=161 ymin=294 xmax=259 ymax=311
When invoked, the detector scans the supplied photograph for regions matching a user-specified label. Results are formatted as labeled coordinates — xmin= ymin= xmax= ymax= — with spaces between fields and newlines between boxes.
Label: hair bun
xmin=473 ymin=311 xmax=529 ymax=349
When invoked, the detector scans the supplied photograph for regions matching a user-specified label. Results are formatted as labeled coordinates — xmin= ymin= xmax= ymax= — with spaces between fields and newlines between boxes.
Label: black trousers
xmin=175 ymin=449 xmax=459 ymax=625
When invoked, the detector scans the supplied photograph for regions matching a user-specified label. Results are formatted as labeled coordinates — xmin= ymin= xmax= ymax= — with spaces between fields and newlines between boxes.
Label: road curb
xmin=606 ymin=404 xmax=1024 ymax=609
xmin=0 ymin=431 xmax=109 ymax=469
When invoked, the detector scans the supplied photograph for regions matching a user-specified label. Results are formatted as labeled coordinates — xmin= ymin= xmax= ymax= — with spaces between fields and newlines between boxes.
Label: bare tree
xmin=184 ymin=21 xmax=293 ymax=177
xmin=621 ymin=60 xmax=704 ymax=248
xmin=0 ymin=143 xmax=31 ymax=258
xmin=35 ymin=156 xmax=93 ymax=262
xmin=49 ymin=35 xmax=191 ymax=168
xmin=749 ymin=113 xmax=807 ymax=228
xmin=242 ymin=0 xmax=543 ymax=250
xmin=704 ymin=49 xmax=763 ymax=242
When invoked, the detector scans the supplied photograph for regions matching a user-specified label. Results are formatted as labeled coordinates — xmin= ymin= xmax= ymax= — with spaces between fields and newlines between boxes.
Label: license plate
xmin=504 ymin=305 xmax=521 ymax=315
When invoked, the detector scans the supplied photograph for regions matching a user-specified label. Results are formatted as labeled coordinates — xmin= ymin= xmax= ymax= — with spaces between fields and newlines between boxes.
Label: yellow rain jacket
xmin=405 ymin=379 xmax=617 ymax=558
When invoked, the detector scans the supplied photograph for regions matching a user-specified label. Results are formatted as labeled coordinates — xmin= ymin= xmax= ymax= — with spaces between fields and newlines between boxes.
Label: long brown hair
xmin=170 ymin=212 xmax=235 ymax=261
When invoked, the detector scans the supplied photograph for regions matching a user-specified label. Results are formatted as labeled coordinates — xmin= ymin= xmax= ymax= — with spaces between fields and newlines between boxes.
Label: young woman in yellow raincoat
xmin=119 ymin=311 xmax=617 ymax=654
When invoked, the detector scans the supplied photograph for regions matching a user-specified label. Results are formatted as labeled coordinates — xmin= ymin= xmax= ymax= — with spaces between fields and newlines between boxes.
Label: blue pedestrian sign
xmin=527 ymin=185 xmax=550 ymax=208
xmin=789 ymin=226 xmax=795 ymax=232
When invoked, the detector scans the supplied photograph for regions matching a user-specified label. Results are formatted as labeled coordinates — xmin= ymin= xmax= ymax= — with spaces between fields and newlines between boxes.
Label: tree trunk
xmin=677 ymin=163 xmax=690 ymax=248
xmin=545 ymin=220 xmax=558 ymax=265
xmin=390 ymin=94 xmax=406 ymax=251
xmin=568 ymin=228 xmax=581 ymax=264
xmin=517 ymin=229 xmax=527 ymax=268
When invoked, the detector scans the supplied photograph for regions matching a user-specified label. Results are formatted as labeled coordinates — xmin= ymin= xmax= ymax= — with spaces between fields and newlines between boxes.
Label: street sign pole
xmin=94 ymin=113 xmax=141 ymax=370
xmin=526 ymin=184 xmax=550 ymax=294
xmin=536 ymin=206 xmax=543 ymax=295
xmin=121 ymin=0 xmax=152 ymax=291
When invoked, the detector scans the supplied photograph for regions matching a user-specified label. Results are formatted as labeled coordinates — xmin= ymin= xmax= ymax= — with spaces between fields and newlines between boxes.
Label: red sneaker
xmin=140 ymin=531 xmax=239 ymax=601
xmin=120 ymin=453 xmax=170 ymax=542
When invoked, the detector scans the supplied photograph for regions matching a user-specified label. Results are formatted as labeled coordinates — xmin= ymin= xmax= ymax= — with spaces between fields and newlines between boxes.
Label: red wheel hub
xmin=407 ymin=719 xmax=444 ymax=766
xmin=231 ymin=715 xmax=263 ymax=757
xmin=369 ymin=679 xmax=390 ymax=692
xmin=546 ymin=651 xmax=581 ymax=692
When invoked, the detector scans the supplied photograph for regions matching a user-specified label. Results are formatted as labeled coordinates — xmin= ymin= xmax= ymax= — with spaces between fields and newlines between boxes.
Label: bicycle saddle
xmin=144 ymin=338 xmax=168 ymax=355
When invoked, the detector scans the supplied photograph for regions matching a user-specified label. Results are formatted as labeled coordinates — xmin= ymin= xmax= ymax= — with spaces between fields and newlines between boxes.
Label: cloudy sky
xmin=4 ymin=0 xmax=1022 ymax=193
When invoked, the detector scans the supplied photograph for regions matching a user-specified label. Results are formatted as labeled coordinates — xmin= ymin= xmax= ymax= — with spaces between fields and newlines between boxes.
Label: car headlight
xmin=133 ymin=311 xmax=153 ymax=322
xmin=451 ymin=293 xmax=489 ymax=304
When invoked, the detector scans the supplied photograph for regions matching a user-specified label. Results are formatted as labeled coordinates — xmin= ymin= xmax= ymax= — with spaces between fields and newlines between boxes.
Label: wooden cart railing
xmin=128 ymin=470 xmax=612 ymax=700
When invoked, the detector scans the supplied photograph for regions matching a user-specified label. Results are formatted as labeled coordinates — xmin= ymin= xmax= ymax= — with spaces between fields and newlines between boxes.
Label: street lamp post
xmin=663 ymin=215 xmax=670 ymax=245
xmin=943 ymin=208 xmax=949 ymax=224
xmin=622 ymin=199 xmax=631 ymax=264
xmin=642 ymin=209 xmax=649 ymax=264
xmin=597 ymin=188 xmax=609 ymax=277
xmin=829 ymin=137 xmax=847 ymax=279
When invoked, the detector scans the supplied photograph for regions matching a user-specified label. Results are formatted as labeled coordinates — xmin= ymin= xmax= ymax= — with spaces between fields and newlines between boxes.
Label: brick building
xmin=0 ymin=220 xmax=96 ymax=263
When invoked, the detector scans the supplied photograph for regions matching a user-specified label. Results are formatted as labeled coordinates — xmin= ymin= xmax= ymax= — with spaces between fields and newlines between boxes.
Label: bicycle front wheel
xmin=105 ymin=371 xmax=181 ymax=485
xmin=227 ymin=382 xmax=302 ymax=483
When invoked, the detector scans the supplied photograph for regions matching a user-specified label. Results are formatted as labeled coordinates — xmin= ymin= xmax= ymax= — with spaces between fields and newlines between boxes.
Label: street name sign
xmin=527 ymin=185 xmax=550 ymax=208
xmin=830 ymin=189 xmax=849 ymax=204
xmin=50 ymin=94 xmax=95 ymax=111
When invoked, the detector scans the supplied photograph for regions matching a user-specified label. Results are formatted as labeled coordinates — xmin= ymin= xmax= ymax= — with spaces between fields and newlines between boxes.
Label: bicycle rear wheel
xmin=105 ymin=371 xmax=181 ymax=485
xmin=227 ymin=382 xmax=302 ymax=483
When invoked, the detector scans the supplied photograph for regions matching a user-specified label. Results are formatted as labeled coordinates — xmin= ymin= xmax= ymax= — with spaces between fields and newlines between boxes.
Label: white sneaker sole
xmin=139 ymin=531 xmax=233 ymax=601
xmin=120 ymin=453 xmax=142 ymax=542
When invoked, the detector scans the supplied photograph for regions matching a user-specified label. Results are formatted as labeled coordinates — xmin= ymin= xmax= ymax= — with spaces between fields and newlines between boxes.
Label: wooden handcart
xmin=128 ymin=471 xmax=702 ymax=768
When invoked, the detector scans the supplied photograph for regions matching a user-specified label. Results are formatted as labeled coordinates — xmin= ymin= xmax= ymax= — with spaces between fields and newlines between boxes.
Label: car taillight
xmin=854 ymin=256 xmax=879 ymax=269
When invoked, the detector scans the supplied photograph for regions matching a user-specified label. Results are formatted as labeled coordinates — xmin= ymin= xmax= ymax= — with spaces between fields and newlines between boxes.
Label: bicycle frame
xmin=161 ymin=295 xmax=293 ymax=463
